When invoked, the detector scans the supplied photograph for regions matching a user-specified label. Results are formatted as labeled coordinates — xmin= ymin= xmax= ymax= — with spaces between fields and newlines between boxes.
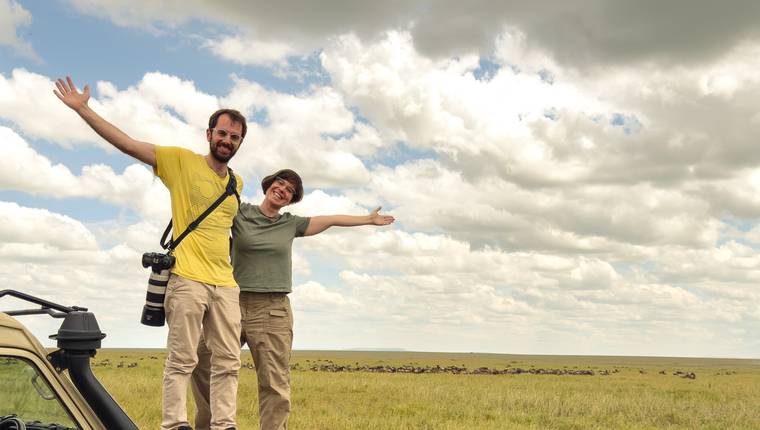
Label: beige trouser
xmin=193 ymin=292 xmax=293 ymax=430
xmin=162 ymin=274 xmax=242 ymax=430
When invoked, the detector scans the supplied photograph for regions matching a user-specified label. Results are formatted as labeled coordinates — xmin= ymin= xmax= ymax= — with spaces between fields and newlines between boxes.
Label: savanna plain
xmin=90 ymin=350 xmax=759 ymax=430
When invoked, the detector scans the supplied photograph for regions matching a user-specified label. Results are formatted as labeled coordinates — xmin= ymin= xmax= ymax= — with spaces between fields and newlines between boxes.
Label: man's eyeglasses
xmin=274 ymin=177 xmax=296 ymax=195
xmin=211 ymin=128 xmax=242 ymax=143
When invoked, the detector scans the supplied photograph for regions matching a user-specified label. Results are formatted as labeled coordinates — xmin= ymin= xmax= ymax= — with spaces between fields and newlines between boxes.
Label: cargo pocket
xmin=267 ymin=308 xmax=291 ymax=331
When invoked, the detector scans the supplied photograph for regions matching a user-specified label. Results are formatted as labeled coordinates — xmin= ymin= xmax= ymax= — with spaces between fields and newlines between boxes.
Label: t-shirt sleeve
xmin=294 ymin=215 xmax=311 ymax=237
xmin=153 ymin=146 xmax=184 ymax=187
xmin=235 ymin=172 xmax=244 ymax=196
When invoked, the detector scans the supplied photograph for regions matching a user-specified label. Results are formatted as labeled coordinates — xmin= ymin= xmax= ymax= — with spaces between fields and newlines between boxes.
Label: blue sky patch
xmin=538 ymin=68 xmax=555 ymax=84
xmin=1 ymin=1 xmax=320 ymax=97
xmin=473 ymin=57 xmax=500 ymax=81
xmin=610 ymin=113 xmax=642 ymax=135
xmin=372 ymin=141 xmax=438 ymax=168
xmin=543 ymin=107 xmax=559 ymax=121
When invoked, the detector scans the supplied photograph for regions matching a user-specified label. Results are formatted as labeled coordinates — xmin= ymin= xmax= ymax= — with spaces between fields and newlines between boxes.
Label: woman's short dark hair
xmin=208 ymin=108 xmax=247 ymax=138
xmin=261 ymin=169 xmax=304 ymax=203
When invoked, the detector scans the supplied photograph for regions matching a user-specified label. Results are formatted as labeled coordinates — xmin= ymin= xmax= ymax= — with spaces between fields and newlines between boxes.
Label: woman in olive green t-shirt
xmin=193 ymin=168 xmax=394 ymax=430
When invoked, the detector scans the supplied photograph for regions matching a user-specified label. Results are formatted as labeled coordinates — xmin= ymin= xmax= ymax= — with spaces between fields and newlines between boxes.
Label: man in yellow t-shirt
xmin=55 ymin=76 xmax=245 ymax=430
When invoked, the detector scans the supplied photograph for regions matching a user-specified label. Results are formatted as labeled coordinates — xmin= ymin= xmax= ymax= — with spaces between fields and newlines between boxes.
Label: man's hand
xmin=54 ymin=76 xmax=90 ymax=112
xmin=52 ymin=75 xmax=157 ymax=167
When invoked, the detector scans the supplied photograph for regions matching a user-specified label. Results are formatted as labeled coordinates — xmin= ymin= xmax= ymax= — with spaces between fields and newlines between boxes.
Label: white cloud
xmin=291 ymin=249 xmax=311 ymax=277
xmin=67 ymin=1 xmax=760 ymax=69
xmin=68 ymin=0 xmax=200 ymax=31
xmin=321 ymin=31 xmax=614 ymax=186
xmin=203 ymin=36 xmax=295 ymax=66
xmin=0 ymin=202 xmax=97 ymax=250
xmin=0 ymin=68 xmax=385 ymax=190
xmin=0 ymin=0 xmax=38 ymax=60
xmin=289 ymin=189 xmax=367 ymax=216
xmin=409 ymin=0 xmax=760 ymax=67
xmin=319 ymin=29 xmax=760 ymax=193
xmin=493 ymin=26 xmax=558 ymax=75
xmin=287 ymin=224 xmax=760 ymax=353
xmin=0 ymin=201 xmax=171 ymax=348
xmin=0 ymin=69 xmax=97 ymax=146
xmin=7 ymin=5 xmax=760 ymax=356
xmin=0 ymin=126 xmax=169 ymax=220
xmin=568 ymin=258 xmax=620 ymax=290
xmin=91 ymin=74 xmax=216 ymax=154
xmin=0 ymin=69 xmax=213 ymax=152
xmin=291 ymin=281 xmax=350 ymax=309
xmin=0 ymin=126 xmax=79 ymax=192
xmin=68 ymin=0 xmax=412 ymax=63
xmin=221 ymin=76 xmax=381 ymax=187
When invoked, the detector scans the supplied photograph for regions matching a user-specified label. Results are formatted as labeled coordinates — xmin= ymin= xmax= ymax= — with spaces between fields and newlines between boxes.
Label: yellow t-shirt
xmin=154 ymin=146 xmax=243 ymax=287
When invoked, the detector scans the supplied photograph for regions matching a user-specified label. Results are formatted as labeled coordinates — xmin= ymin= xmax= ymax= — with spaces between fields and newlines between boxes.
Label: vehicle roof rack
xmin=0 ymin=289 xmax=87 ymax=318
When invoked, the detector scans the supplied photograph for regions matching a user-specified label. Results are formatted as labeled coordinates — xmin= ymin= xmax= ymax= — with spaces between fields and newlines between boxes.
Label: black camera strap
xmin=160 ymin=168 xmax=240 ymax=252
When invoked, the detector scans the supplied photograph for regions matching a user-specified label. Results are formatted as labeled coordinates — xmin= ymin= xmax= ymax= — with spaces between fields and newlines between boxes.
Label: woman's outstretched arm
xmin=303 ymin=207 xmax=395 ymax=236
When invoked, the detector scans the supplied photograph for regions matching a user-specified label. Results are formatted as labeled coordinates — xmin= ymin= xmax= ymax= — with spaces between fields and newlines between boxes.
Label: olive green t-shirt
xmin=232 ymin=203 xmax=310 ymax=293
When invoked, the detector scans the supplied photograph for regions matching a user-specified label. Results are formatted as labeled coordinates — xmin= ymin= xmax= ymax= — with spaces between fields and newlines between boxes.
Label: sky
xmin=2 ymin=0 xmax=760 ymax=358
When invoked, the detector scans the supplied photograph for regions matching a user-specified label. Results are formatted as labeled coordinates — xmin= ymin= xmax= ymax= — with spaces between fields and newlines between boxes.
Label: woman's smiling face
xmin=266 ymin=177 xmax=297 ymax=206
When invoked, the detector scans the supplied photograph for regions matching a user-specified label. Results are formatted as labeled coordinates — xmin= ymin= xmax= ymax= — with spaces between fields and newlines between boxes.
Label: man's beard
xmin=210 ymin=140 xmax=237 ymax=163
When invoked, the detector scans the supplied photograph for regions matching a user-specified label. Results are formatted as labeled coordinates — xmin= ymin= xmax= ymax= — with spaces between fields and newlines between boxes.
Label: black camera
xmin=141 ymin=252 xmax=176 ymax=273
xmin=140 ymin=252 xmax=176 ymax=327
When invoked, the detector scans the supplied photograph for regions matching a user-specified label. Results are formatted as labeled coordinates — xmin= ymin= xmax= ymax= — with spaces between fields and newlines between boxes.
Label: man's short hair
xmin=209 ymin=108 xmax=247 ymax=138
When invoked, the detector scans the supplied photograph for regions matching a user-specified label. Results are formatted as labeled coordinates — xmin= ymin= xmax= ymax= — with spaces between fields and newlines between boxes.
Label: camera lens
xmin=140 ymin=269 xmax=169 ymax=327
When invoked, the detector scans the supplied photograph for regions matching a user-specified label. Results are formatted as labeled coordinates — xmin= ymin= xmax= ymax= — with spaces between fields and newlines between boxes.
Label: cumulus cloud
xmin=202 ymin=36 xmax=295 ymax=66
xmin=0 ymin=0 xmax=38 ymax=60
xmin=291 ymin=281 xmax=351 ymax=309
xmin=0 ymin=69 xmax=213 ymax=151
xmin=69 ymin=0 xmax=411 ymax=63
xmin=0 ymin=202 xmax=97 ymax=250
xmin=407 ymin=1 xmax=760 ymax=67
xmin=7 ymin=3 xmax=760 ymax=355
xmin=317 ymin=26 xmax=760 ymax=196
xmin=221 ymin=76 xmax=382 ymax=187
xmin=557 ymin=40 xmax=760 ymax=181
xmin=0 ymin=69 xmax=382 ymax=190
xmin=321 ymin=31 xmax=619 ymax=186
xmin=291 ymin=189 xmax=368 ymax=216
xmin=0 ymin=126 xmax=169 ymax=220
xmin=294 ymin=226 xmax=760 ymax=354
xmin=313 ymin=30 xmax=760 ymax=264
xmin=0 ymin=199 xmax=163 ymax=347
xmin=90 ymin=74 xmax=216 ymax=154
xmin=68 ymin=0 xmax=760 ymax=70
xmin=0 ymin=69 xmax=97 ymax=145
xmin=0 ymin=244 xmax=166 ymax=348
xmin=277 ymin=171 xmax=760 ymax=353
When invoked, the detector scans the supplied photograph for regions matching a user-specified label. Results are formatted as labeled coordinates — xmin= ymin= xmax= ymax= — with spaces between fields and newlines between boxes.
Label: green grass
xmin=83 ymin=350 xmax=760 ymax=429
xmin=0 ymin=357 xmax=78 ymax=428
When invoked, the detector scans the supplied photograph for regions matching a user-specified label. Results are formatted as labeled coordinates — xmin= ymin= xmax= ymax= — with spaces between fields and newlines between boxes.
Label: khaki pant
xmin=162 ymin=274 xmax=242 ymax=430
xmin=193 ymin=292 xmax=293 ymax=430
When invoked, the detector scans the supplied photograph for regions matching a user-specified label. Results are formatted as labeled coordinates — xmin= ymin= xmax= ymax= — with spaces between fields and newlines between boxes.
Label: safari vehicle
xmin=0 ymin=290 xmax=137 ymax=430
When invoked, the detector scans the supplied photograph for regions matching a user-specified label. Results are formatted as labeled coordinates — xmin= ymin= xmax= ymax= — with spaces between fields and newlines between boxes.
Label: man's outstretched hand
xmin=54 ymin=76 xmax=90 ymax=112
xmin=50 ymin=75 xmax=157 ymax=167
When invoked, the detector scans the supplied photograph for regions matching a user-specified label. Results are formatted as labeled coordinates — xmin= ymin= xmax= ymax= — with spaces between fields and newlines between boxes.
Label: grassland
xmin=0 ymin=357 xmax=79 ymax=427
xmin=87 ymin=350 xmax=760 ymax=429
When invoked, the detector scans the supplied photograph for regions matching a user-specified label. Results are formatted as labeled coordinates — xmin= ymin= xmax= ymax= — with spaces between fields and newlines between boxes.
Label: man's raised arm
xmin=54 ymin=76 xmax=157 ymax=167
